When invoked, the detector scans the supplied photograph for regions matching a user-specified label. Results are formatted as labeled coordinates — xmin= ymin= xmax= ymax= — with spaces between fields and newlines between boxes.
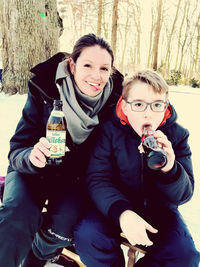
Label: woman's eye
xmin=101 ymin=67 xmax=109 ymax=71
xmin=84 ymin=64 xmax=91 ymax=68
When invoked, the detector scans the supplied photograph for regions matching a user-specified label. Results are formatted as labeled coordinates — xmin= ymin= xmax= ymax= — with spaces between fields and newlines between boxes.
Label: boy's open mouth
xmin=142 ymin=124 xmax=152 ymax=132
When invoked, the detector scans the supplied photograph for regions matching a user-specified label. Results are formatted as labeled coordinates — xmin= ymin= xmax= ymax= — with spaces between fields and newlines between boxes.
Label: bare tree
xmin=119 ymin=0 xmax=131 ymax=73
xmin=195 ymin=15 xmax=200 ymax=73
xmin=178 ymin=1 xmax=191 ymax=72
xmin=0 ymin=0 xmax=60 ymax=94
xmin=174 ymin=0 xmax=187 ymax=71
xmin=111 ymin=0 xmax=119 ymax=57
xmin=152 ymin=0 xmax=163 ymax=71
xmin=97 ymin=0 xmax=103 ymax=36
xmin=147 ymin=7 xmax=156 ymax=68
xmin=164 ymin=0 xmax=182 ymax=74
xmin=132 ymin=0 xmax=141 ymax=65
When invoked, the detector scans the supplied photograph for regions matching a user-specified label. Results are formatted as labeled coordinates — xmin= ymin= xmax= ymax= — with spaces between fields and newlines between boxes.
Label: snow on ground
xmin=169 ymin=86 xmax=200 ymax=252
xmin=0 ymin=85 xmax=200 ymax=262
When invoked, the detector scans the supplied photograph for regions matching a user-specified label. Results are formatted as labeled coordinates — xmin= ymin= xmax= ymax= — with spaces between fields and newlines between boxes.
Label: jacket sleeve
xmin=8 ymin=82 xmax=46 ymax=174
xmin=152 ymin=127 xmax=194 ymax=205
xmin=86 ymin=123 xmax=133 ymax=222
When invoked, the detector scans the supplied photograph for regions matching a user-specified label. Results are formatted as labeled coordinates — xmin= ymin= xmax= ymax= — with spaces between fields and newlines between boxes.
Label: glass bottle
xmin=46 ymin=100 xmax=67 ymax=165
xmin=141 ymin=126 xmax=167 ymax=170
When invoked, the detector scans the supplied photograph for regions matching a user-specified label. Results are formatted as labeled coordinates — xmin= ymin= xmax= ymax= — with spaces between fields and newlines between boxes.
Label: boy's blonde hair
xmin=122 ymin=70 xmax=169 ymax=100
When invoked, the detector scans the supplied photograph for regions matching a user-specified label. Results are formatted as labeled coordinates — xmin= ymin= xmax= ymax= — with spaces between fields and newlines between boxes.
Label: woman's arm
xmin=8 ymin=82 xmax=46 ymax=174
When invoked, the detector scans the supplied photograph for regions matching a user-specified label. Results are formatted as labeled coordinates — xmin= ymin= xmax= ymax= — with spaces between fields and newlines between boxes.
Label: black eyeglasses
xmin=123 ymin=99 xmax=169 ymax=112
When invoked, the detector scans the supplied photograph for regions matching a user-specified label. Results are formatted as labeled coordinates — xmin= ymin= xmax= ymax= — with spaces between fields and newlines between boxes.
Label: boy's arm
xmin=86 ymin=123 xmax=133 ymax=223
xmin=152 ymin=127 xmax=194 ymax=205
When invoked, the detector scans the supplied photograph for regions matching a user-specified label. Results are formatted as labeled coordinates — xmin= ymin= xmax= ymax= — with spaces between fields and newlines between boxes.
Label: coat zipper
xmin=141 ymin=152 xmax=147 ymax=207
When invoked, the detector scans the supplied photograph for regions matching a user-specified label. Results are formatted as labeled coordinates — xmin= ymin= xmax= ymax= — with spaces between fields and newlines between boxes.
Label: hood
xmin=30 ymin=52 xmax=69 ymax=77
xmin=29 ymin=52 xmax=69 ymax=101
xmin=115 ymin=95 xmax=177 ymax=130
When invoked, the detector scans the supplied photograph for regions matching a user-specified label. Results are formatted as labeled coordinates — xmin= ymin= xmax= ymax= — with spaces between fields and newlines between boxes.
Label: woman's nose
xmin=91 ymin=68 xmax=101 ymax=81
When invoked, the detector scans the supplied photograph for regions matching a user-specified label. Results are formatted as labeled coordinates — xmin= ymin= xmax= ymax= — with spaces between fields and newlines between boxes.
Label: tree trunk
xmin=147 ymin=7 xmax=155 ymax=68
xmin=132 ymin=1 xmax=141 ymax=65
xmin=178 ymin=1 xmax=190 ymax=72
xmin=164 ymin=0 xmax=181 ymax=75
xmin=152 ymin=0 xmax=162 ymax=71
xmin=174 ymin=0 xmax=187 ymax=71
xmin=196 ymin=20 xmax=200 ymax=73
xmin=0 ymin=0 xmax=59 ymax=94
xmin=111 ymin=0 xmax=119 ymax=57
xmin=120 ymin=0 xmax=130 ymax=73
xmin=97 ymin=0 xmax=103 ymax=36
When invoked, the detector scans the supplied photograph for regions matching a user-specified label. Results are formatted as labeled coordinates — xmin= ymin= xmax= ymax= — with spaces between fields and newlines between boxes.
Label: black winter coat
xmin=7 ymin=53 xmax=123 ymax=184
xmin=86 ymin=104 xmax=194 ymax=224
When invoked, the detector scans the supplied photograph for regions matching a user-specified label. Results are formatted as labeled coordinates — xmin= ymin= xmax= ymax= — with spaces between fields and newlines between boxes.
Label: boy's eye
xmin=153 ymin=102 xmax=163 ymax=108
xmin=134 ymin=101 xmax=144 ymax=107
xmin=154 ymin=103 xmax=161 ymax=107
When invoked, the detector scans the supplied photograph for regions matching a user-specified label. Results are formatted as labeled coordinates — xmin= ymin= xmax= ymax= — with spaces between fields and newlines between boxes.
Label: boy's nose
xmin=143 ymin=105 xmax=153 ymax=117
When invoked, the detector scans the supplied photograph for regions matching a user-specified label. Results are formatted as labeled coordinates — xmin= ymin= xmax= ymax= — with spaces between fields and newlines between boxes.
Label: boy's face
xmin=122 ymin=81 xmax=168 ymax=137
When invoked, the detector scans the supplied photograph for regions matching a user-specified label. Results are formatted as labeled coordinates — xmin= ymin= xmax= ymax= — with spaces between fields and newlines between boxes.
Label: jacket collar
xmin=29 ymin=53 xmax=69 ymax=101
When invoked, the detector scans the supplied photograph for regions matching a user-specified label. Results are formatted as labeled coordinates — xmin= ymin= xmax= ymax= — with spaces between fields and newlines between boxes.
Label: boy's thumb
xmin=146 ymin=223 xmax=158 ymax=234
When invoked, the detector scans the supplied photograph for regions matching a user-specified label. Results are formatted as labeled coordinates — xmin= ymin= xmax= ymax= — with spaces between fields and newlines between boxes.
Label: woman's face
xmin=69 ymin=45 xmax=112 ymax=97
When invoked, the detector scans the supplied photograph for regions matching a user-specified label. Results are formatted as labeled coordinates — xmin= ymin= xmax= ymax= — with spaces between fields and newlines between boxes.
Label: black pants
xmin=74 ymin=208 xmax=200 ymax=267
xmin=0 ymin=170 xmax=86 ymax=267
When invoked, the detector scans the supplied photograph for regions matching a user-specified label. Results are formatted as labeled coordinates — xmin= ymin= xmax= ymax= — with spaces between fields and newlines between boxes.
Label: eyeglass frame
xmin=123 ymin=98 xmax=169 ymax=112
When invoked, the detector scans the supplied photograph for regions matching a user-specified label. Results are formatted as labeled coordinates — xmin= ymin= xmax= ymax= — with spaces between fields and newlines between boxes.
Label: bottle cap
xmin=53 ymin=99 xmax=62 ymax=106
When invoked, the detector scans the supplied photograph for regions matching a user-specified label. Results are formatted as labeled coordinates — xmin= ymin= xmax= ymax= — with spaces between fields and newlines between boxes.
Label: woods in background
xmin=59 ymin=0 xmax=200 ymax=86
xmin=0 ymin=0 xmax=61 ymax=94
xmin=1 ymin=0 xmax=200 ymax=94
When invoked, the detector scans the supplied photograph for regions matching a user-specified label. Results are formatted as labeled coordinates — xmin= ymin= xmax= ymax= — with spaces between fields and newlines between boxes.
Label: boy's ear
xmin=69 ymin=57 xmax=75 ymax=74
xmin=121 ymin=99 xmax=128 ymax=115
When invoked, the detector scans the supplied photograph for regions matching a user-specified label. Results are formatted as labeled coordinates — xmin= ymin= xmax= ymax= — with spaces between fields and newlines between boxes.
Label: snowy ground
xmin=0 ymin=85 xmax=200 ymax=266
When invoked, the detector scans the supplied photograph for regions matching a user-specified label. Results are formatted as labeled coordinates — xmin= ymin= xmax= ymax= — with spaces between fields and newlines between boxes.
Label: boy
xmin=74 ymin=70 xmax=200 ymax=266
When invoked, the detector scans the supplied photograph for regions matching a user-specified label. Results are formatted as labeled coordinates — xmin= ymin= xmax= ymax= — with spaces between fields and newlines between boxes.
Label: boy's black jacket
xmin=7 ymin=52 xmax=124 ymax=182
xmin=86 ymin=105 xmax=194 ymax=225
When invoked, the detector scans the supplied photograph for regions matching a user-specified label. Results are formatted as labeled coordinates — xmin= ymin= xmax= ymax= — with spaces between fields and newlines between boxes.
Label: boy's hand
xmin=154 ymin=130 xmax=175 ymax=172
xmin=119 ymin=210 xmax=158 ymax=247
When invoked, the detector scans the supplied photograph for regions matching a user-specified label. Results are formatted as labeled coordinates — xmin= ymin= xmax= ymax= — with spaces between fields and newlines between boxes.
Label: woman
xmin=0 ymin=33 xmax=123 ymax=267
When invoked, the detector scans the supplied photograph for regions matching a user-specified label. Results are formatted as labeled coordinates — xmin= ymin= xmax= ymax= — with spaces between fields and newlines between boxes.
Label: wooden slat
xmin=62 ymin=248 xmax=86 ymax=267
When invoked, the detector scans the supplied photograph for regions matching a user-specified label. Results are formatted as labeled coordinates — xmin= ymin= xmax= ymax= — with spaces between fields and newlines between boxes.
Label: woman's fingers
xmin=29 ymin=137 xmax=51 ymax=167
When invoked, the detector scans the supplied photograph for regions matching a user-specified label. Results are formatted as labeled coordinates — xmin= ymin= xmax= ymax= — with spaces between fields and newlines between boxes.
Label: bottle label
xmin=46 ymin=130 xmax=66 ymax=158
xmin=51 ymin=110 xmax=65 ymax=117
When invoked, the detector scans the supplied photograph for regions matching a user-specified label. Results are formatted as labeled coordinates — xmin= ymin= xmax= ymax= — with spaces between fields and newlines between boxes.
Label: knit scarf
xmin=56 ymin=60 xmax=113 ymax=144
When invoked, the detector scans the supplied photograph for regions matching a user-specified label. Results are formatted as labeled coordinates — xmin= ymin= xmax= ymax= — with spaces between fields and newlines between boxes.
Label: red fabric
xmin=116 ymin=95 xmax=130 ymax=125
xmin=116 ymin=95 xmax=172 ymax=127
xmin=159 ymin=104 xmax=172 ymax=126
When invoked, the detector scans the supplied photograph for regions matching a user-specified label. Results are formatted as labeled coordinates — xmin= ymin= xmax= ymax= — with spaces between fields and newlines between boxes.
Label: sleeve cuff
xmin=108 ymin=200 xmax=134 ymax=227
xmin=157 ymin=161 xmax=180 ymax=184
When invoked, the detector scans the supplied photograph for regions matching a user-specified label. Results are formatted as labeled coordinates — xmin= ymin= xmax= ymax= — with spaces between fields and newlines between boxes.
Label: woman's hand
xmin=30 ymin=137 xmax=70 ymax=168
xmin=154 ymin=130 xmax=175 ymax=172
xmin=29 ymin=137 xmax=51 ymax=168
xmin=119 ymin=210 xmax=158 ymax=247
